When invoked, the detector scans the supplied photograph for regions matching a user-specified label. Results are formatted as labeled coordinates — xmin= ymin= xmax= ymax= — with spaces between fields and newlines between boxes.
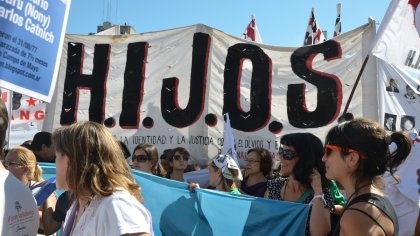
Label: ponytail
xmin=7 ymin=146 xmax=43 ymax=183
xmin=32 ymin=164 xmax=44 ymax=182
xmin=387 ymin=131 xmax=412 ymax=180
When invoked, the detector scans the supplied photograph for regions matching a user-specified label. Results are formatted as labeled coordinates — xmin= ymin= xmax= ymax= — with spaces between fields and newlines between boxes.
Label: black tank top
xmin=332 ymin=193 xmax=398 ymax=236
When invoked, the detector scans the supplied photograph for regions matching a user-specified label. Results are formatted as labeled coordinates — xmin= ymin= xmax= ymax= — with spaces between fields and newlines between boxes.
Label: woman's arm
xmin=309 ymin=170 xmax=331 ymax=236
xmin=40 ymin=194 xmax=61 ymax=235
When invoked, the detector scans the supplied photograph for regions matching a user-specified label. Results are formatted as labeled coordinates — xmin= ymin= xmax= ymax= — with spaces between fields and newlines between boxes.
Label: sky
xmin=66 ymin=0 xmax=391 ymax=47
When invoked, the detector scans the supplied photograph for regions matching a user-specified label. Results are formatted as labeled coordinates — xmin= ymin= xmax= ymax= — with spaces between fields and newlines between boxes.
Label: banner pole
xmin=341 ymin=54 xmax=370 ymax=117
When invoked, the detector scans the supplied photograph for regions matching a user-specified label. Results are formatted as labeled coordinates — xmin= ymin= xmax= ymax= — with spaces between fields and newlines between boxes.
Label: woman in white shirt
xmin=52 ymin=121 xmax=153 ymax=236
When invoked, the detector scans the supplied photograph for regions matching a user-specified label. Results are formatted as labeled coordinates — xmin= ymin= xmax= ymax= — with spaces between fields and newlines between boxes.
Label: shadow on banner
xmin=40 ymin=164 xmax=309 ymax=235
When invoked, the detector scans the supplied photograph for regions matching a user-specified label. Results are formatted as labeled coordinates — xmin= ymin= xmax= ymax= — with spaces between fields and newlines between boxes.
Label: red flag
xmin=241 ymin=15 xmax=263 ymax=43
xmin=333 ymin=3 xmax=342 ymax=37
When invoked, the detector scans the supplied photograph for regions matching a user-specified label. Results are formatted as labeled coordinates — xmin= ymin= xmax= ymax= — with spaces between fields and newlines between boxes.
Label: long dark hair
xmin=325 ymin=118 xmax=412 ymax=187
xmin=280 ymin=133 xmax=330 ymax=189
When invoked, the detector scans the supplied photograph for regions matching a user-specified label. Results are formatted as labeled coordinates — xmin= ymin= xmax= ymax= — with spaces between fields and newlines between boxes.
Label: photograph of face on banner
xmin=404 ymin=85 xmax=417 ymax=102
xmin=384 ymin=113 xmax=397 ymax=132
xmin=386 ymin=78 xmax=399 ymax=93
xmin=401 ymin=115 xmax=415 ymax=132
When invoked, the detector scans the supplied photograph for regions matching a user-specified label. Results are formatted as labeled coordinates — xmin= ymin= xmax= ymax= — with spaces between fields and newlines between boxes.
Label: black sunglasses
xmin=1 ymin=160 xmax=22 ymax=168
xmin=279 ymin=148 xmax=297 ymax=160
xmin=132 ymin=155 xmax=152 ymax=163
xmin=173 ymin=155 xmax=189 ymax=161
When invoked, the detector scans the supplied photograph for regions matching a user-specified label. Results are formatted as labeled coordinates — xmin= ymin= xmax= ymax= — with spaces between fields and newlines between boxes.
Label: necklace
xmin=345 ymin=183 xmax=372 ymax=206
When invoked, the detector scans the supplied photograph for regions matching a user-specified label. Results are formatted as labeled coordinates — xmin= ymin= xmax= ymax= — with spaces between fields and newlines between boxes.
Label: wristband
xmin=310 ymin=194 xmax=335 ymax=213
xmin=310 ymin=194 xmax=327 ymax=206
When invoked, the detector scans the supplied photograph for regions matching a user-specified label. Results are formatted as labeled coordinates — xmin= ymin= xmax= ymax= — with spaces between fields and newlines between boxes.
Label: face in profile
xmin=5 ymin=151 xmax=26 ymax=182
xmin=55 ymin=151 xmax=69 ymax=190
xmin=208 ymin=163 xmax=220 ymax=187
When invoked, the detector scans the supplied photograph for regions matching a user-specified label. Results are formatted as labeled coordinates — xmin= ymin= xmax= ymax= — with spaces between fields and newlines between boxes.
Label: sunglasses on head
xmin=1 ymin=160 xmax=22 ymax=168
xmin=279 ymin=148 xmax=297 ymax=160
xmin=173 ymin=155 xmax=189 ymax=161
xmin=324 ymin=144 xmax=359 ymax=157
xmin=132 ymin=154 xmax=152 ymax=163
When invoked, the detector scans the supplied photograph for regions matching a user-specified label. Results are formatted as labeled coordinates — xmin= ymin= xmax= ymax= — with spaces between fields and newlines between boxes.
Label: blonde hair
xmin=52 ymin=121 xmax=143 ymax=202
xmin=8 ymin=146 xmax=43 ymax=182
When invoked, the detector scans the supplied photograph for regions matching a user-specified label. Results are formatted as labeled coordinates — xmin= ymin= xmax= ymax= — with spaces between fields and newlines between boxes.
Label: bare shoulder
xmin=340 ymin=202 xmax=393 ymax=236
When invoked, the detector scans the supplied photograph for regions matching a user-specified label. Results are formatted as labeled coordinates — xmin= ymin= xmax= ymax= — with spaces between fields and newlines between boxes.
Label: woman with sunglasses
xmin=165 ymin=147 xmax=190 ymax=182
xmin=53 ymin=121 xmax=153 ymax=235
xmin=266 ymin=133 xmax=340 ymax=236
xmin=4 ymin=146 xmax=57 ymax=234
xmin=240 ymin=148 xmax=273 ymax=197
xmin=323 ymin=118 xmax=411 ymax=236
xmin=132 ymin=143 xmax=166 ymax=177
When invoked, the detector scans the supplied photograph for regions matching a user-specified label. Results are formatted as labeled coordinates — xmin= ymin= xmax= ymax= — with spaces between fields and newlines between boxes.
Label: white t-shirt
xmin=0 ymin=170 xmax=39 ymax=236
xmin=64 ymin=190 xmax=153 ymax=235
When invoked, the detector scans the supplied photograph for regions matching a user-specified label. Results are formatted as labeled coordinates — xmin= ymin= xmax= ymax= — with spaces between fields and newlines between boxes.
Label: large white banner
xmin=377 ymin=57 xmax=420 ymax=236
xmin=372 ymin=0 xmax=420 ymax=70
xmin=44 ymin=22 xmax=376 ymax=164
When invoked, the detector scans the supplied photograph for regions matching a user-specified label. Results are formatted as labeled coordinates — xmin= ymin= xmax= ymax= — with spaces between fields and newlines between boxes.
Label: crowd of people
xmin=0 ymin=96 xmax=418 ymax=235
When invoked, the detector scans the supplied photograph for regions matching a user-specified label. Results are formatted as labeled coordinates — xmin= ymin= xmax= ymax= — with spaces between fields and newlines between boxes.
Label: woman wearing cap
xmin=3 ymin=146 xmax=57 ymax=234
xmin=265 ymin=133 xmax=343 ymax=236
xmin=165 ymin=147 xmax=190 ymax=182
xmin=189 ymin=154 xmax=243 ymax=194
xmin=132 ymin=143 xmax=166 ymax=177
xmin=53 ymin=121 xmax=153 ymax=236
xmin=240 ymin=148 xmax=272 ymax=197
xmin=323 ymin=118 xmax=411 ymax=235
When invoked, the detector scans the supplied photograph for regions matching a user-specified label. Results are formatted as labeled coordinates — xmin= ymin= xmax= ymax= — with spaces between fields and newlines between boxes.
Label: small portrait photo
xmin=386 ymin=78 xmax=399 ymax=93
xmin=404 ymin=85 xmax=417 ymax=101
xmin=384 ymin=113 xmax=397 ymax=132
xmin=401 ymin=115 xmax=415 ymax=132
